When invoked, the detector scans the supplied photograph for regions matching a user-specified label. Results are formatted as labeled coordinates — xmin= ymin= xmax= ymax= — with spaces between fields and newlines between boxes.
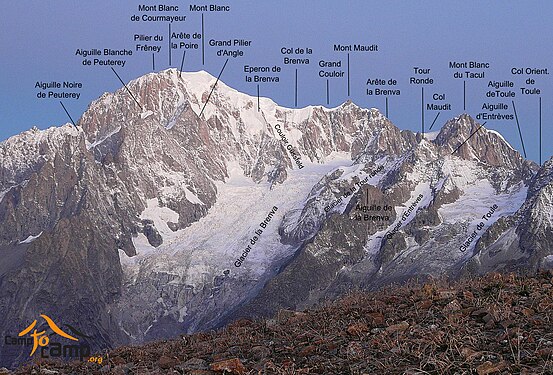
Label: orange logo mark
xmin=18 ymin=314 xmax=78 ymax=356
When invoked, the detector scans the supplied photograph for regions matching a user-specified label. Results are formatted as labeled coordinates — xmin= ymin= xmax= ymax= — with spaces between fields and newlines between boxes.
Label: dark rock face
xmin=142 ymin=219 xmax=163 ymax=247
xmin=0 ymin=131 xmax=128 ymax=365
xmin=0 ymin=69 xmax=550 ymax=368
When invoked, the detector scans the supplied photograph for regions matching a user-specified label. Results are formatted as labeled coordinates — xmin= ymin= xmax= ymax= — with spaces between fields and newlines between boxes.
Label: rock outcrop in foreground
xmin=8 ymin=271 xmax=553 ymax=374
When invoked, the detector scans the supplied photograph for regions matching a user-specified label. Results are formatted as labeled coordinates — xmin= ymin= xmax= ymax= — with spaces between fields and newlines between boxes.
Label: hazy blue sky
xmin=1 ymin=1 xmax=552 ymax=163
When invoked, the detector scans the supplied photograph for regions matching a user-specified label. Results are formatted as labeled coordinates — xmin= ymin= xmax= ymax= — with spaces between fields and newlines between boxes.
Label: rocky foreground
xmin=6 ymin=271 xmax=553 ymax=374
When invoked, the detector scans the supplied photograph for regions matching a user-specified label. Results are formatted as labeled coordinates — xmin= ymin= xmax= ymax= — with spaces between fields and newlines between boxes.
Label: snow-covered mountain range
xmin=0 ymin=69 xmax=551 ymax=367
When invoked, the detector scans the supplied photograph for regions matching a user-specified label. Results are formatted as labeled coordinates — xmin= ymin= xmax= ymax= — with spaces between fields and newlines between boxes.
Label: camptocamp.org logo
xmin=4 ymin=314 xmax=91 ymax=360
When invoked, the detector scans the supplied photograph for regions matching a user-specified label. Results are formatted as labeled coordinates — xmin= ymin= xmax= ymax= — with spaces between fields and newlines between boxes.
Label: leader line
xmin=199 ymin=58 xmax=229 ymax=117
xmin=294 ymin=69 xmax=298 ymax=107
xmin=421 ymin=87 xmax=425 ymax=137
xmin=60 ymin=101 xmax=77 ymax=128
xmin=111 ymin=67 xmax=143 ymax=110
xmin=463 ymin=80 xmax=466 ymax=111
xmin=326 ymin=79 xmax=329 ymax=105
xmin=511 ymin=100 xmax=527 ymax=158
xmin=179 ymin=50 xmax=187 ymax=78
xmin=451 ymin=122 xmax=487 ymax=155
xmin=168 ymin=23 xmax=172 ymax=66
xmin=201 ymin=13 xmax=205 ymax=65
xmin=429 ymin=112 xmax=440 ymax=131
xmin=347 ymin=53 xmax=350 ymax=97
xmin=539 ymin=97 xmax=542 ymax=165
xmin=257 ymin=84 xmax=260 ymax=111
